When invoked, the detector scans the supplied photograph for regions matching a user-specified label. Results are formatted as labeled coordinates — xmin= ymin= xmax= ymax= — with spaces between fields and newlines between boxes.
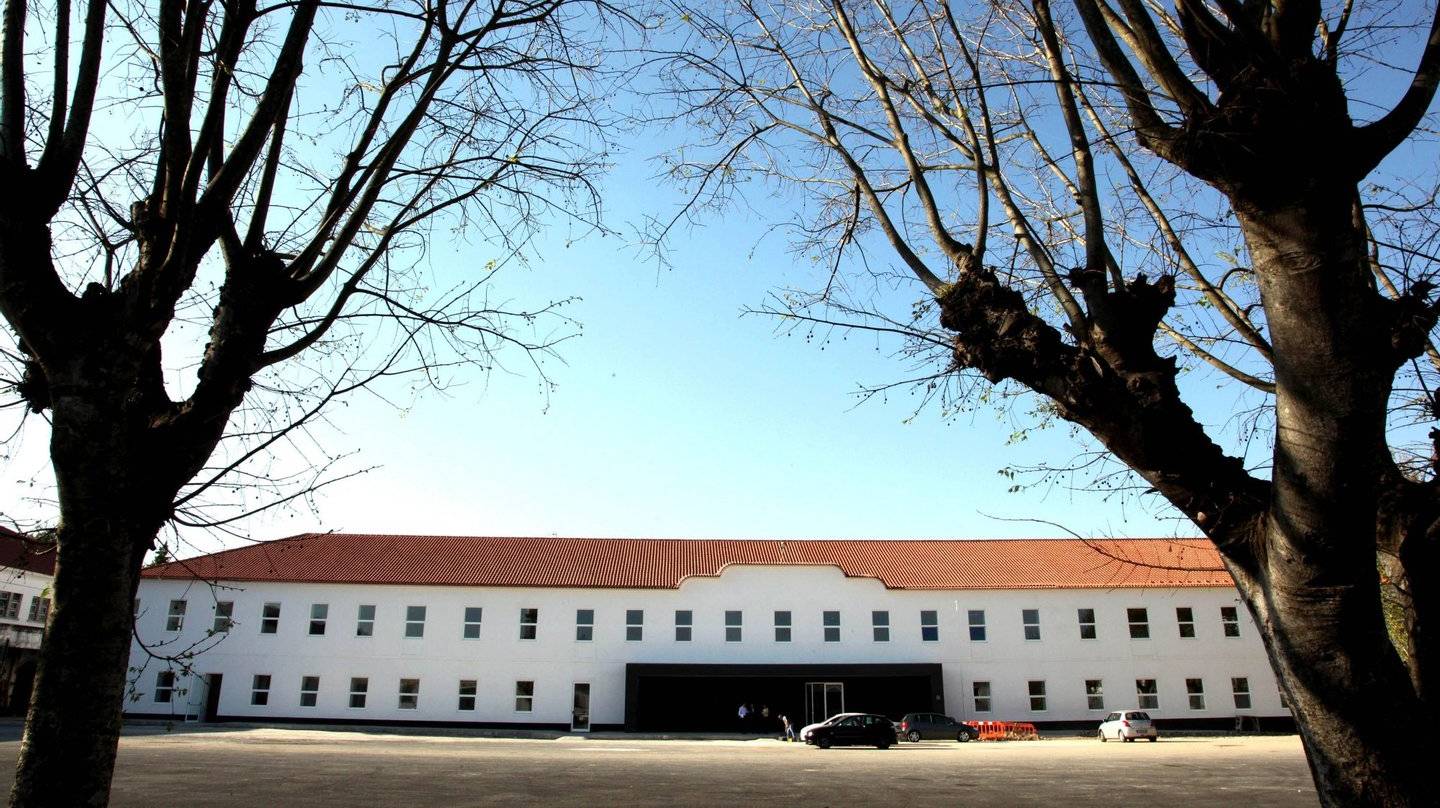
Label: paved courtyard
xmin=0 ymin=726 xmax=1319 ymax=807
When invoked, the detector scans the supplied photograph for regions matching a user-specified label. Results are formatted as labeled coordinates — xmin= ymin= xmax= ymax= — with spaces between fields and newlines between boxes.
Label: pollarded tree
xmin=0 ymin=0 xmax=629 ymax=804
xmin=657 ymin=0 xmax=1439 ymax=803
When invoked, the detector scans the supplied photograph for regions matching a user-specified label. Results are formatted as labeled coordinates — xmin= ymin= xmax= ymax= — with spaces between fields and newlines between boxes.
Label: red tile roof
xmin=142 ymin=534 xmax=1232 ymax=590
xmin=0 ymin=526 xmax=57 ymax=577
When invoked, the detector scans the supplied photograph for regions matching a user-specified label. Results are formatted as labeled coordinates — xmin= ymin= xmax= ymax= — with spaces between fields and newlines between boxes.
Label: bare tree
xmin=656 ymin=0 xmax=1440 ymax=803
xmin=0 ymin=0 xmax=631 ymax=803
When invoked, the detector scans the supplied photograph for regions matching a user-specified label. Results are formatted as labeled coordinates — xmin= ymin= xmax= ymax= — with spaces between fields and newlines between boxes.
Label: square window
xmin=1221 ymin=606 xmax=1241 ymax=637
xmin=520 ymin=608 xmax=539 ymax=640
xmin=1186 ymin=678 xmax=1206 ymax=710
xmin=1135 ymin=678 xmax=1159 ymax=710
xmin=213 ymin=601 xmax=234 ymax=633
xmin=774 ymin=611 xmax=791 ymax=643
xmin=1077 ymin=608 xmax=1096 ymax=640
xmin=1085 ymin=679 xmax=1104 ymax=711
xmin=166 ymin=600 xmax=187 ymax=632
xmin=1231 ymin=677 xmax=1252 ymax=710
xmin=725 ymin=610 xmax=742 ymax=642
xmin=1176 ymin=607 xmax=1195 ymax=639
xmin=349 ymin=677 xmax=368 ymax=709
xmin=300 ymin=676 xmax=320 ymax=707
xmin=920 ymin=610 xmax=939 ymax=642
xmin=0 ymin=592 xmax=20 ymax=620
xmin=309 ymin=603 xmax=329 ymax=636
xmin=458 ymin=679 xmax=477 ymax=711
xmin=1127 ymin=608 xmax=1150 ymax=640
xmin=398 ymin=678 xmax=420 ymax=710
xmin=251 ymin=674 xmax=271 ymax=706
xmin=405 ymin=606 xmax=426 ymax=639
xmin=1027 ymin=680 xmax=1046 ymax=712
xmin=822 ymin=610 xmax=840 ymax=643
xmin=576 ymin=609 xmax=594 ymax=642
xmin=972 ymin=681 xmax=991 ymax=713
xmin=515 ymin=680 xmax=534 ymax=712
xmin=1022 ymin=609 xmax=1041 ymax=641
xmin=464 ymin=607 xmax=483 ymax=640
xmin=674 ymin=610 xmax=692 ymax=642
xmin=260 ymin=602 xmax=280 ymax=635
xmin=154 ymin=671 xmax=176 ymax=703
xmin=626 ymin=609 xmax=644 ymax=642
xmin=872 ymin=611 xmax=889 ymax=642
xmin=967 ymin=610 xmax=986 ymax=642
xmin=356 ymin=604 xmax=376 ymax=637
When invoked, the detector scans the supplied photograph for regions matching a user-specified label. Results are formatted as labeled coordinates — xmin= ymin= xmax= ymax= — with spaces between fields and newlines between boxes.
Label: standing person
xmin=781 ymin=714 xmax=796 ymax=742
xmin=738 ymin=702 xmax=750 ymax=730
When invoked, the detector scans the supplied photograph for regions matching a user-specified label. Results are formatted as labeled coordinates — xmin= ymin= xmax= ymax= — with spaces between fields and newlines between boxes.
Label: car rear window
xmin=1127 ymin=712 xmax=1151 ymax=720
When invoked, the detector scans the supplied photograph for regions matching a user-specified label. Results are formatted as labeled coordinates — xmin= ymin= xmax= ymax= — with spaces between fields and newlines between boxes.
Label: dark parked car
xmin=898 ymin=712 xmax=979 ymax=742
xmin=806 ymin=713 xmax=897 ymax=749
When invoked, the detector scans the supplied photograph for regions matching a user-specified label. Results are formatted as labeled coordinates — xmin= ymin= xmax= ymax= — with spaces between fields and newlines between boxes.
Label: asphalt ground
xmin=0 ymin=725 xmax=1319 ymax=807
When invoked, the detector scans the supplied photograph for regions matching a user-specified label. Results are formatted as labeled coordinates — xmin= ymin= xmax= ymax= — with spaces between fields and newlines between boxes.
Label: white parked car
xmin=1098 ymin=710 xmax=1158 ymax=742
xmin=799 ymin=712 xmax=864 ymax=743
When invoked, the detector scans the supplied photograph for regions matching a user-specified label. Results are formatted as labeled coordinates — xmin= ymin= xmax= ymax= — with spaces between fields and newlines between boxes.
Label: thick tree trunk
xmin=1237 ymin=193 xmax=1438 ymax=806
xmin=9 ymin=350 xmax=170 ymax=807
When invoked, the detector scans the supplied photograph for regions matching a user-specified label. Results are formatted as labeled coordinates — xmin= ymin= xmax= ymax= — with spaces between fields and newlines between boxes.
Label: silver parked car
xmin=1097 ymin=710 xmax=1158 ymax=742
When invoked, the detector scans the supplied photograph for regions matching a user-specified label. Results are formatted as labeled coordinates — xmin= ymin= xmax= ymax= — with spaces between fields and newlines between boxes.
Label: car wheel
xmin=877 ymin=741 xmax=891 ymax=749
xmin=956 ymin=731 xmax=971 ymax=743
xmin=817 ymin=737 xmax=832 ymax=749
xmin=907 ymin=730 xmax=921 ymax=743
xmin=1098 ymin=729 xmax=1107 ymax=742
xmin=1148 ymin=737 xmax=1158 ymax=743
xmin=1123 ymin=735 xmax=1134 ymax=743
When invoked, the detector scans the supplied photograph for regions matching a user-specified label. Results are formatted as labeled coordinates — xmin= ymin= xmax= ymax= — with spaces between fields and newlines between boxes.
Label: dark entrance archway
xmin=624 ymin=663 xmax=943 ymax=732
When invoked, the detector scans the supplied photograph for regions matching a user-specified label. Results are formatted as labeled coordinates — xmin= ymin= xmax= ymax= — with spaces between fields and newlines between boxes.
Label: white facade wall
xmin=128 ymin=565 xmax=1286 ymax=727
xmin=0 ymin=565 xmax=53 ymax=651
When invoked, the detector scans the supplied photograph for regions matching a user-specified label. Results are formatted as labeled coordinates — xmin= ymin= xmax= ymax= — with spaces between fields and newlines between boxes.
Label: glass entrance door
xmin=804 ymin=682 xmax=844 ymax=726
xmin=571 ymin=683 xmax=591 ymax=732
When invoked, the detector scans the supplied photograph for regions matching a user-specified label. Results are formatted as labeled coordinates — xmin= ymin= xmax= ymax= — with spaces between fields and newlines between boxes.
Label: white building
xmin=126 ymin=534 xmax=1290 ymax=732
xmin=0 ymin=527 xmax=55 ymax=715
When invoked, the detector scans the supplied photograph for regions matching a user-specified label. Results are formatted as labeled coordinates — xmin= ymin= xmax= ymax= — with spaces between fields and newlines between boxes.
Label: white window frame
xmin=463 ymin=607 xmax=483 ymax=640
xmin=27 ymin=596 xmax=50 ymax=624
xmin=972 ymin=681 xmax=991 ymax=713
xmin=920 ymin=610 xmax=939 ymax=642
xmin=1077 ymin=608 xmax=1097 ymax=640
xmin=458 ymin=679 xmax=478 ymax=711
xmin=166 ymin=599 xmax=187 ymax=632
xmin=398 ymin=678 xmax=420 ymax=710
xmin=822 ymin=610 xmax=840 ymax=643
xmin=212 ymin=601 xmax=233 ymax=633
xmin=404 ymin=606 xmax=427 ymax=639
xmin=355 ymin=604 xmax=376 ymax=637
xmin=872 ymin=610 xmax=890 ymax=642
xmin=154 ymin=670 xmax=177 ymax=703
xmin=1232 ymin=677 xmax=1252 ymax=710
xmin=1221 ymin=606 xmax=1242 ymax=637
xmin=1027 ymin=680 xmax=1047 ymax=712
xmin=724 ymin=610 xmax=742 ymax=642
xmin=300 ymin=675 xmax=320 ymax=707
xmin=1127 ymin=608 xmax=1150 ymax=640
xmin=519 ymin=608 xmax=539 ymax=640
xmin=1186 ymin=678 xmax=1206 ymax=710
xmin=674 ymin=610 xmax=692 ymax=642
xmin=348 ymin=677 xmax=368 ymax=709
xmin=251 ymin=674 xmax=271 ymax=706
xmin=1085 ymin=679 xmax=1104 ymax=711
xmin=309 ymin=603 xmax=328 ymax=636
xmin=1136 ymin=678 xmax=1159 ymax=710
xmin=515 ymin=680 xmax=535 ymax=712
xmin=967 ymin=610 xmax=987 ymax=642
xmin=260 ymin=602 xmax=280 ymax=635
xmin=1022 ymin=609 xmax=1041 ymax=641
xmin=626 ymin=609 xmax=644 ymax=642
xmin=1176 ymin=606 xmax=1196 ymax=639
xmin=773 ymin=610 xmax=792 ymax=643
xmin=576 ymin=609 xmax=594 ymax=642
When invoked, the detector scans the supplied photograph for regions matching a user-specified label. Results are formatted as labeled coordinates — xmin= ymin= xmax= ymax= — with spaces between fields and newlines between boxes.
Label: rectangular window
xmin=404 ymin=606 xmax=426 ymax=638
xmin=1221 ymin=606 xmax=1241 ymax=637
xmin=1085 ymin=679 xmax=1105 ymax=711
xmin=1186 ymin=678 xmax=1206 ymax=710
xmin=0 ymin=592 xmax=20 ymax=620
xmin=576 ymin=609 xmax=594 ymax=642
xmin=920 ymin=610 xmax=939 ymax=642
xmin=251 ymin=674 xmax=271 ymax=706
xmin=260 ymin=602 xmax=280 ymax=634
xmin=872 ymin=611 xmax=890 ymax=642
xmin=822 ymin=610 xmax=840 ymax=643
xmin=1232 ymin=677 xmax=1252 ymax=709
xmin=398 ymin=678 xmax=420 ymax=710
xmin=1176 ymin=607 xmax=1195 ymax=638
xmin=309 ymin=603 xmax=328 ymax=636
xmin=1028 ymin=680 xmax=1047 ymax=711
xmin=1135 ymin=678 xmax=1159 ymax=710
xmin=1077 ymin=608 xmax=1096 ymax=640
xmin=27 ymin=596 xmax=50 ymax=624
xmin=972 ymin=681 xmax=991 ymax=713
xmin=773 ymin=611 xmax=792 ymax=643
xmin=1127 ymin=608 xmax=1150 ymax=639
xmin=519 ymin=608 xmax=539 ymax=640
xmin=463 ymin=607 xmax=483 ymax=640
xmin=458 ymin=680 xmax=477 ymax=711
xmin=166 ymin=599 xmax=187 ymax=632
xmin=674 ymin=610 xmax=692 ymax=642
xmin=212 ymin=601 xmax=233 ymax=633
xmin=968 ymin=610 xmax=986 ymax=642
xmin=1022 ymin=609 xmax=1041 ymax=641
xmin=626 ymin=609 xmax=644 ymax=642
xmin=349 ymin=677 xmax=368 ymax=709
xmin=300 ymin=676 xmax=320 ymax=707
xmin=154 ymin=671 xmax=176 ymax=703
xmin=355 ymin=604 xmax=375 ymax=637
xmin=515 ymin=680 xmax=534 ymax=712
xmin=725 ymin=610 xmax=742 ymax=642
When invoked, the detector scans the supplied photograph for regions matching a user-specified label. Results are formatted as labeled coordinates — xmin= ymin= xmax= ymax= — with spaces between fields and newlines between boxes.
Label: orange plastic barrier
xmin=963 ymin=720 xmax=1040 ymax=741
